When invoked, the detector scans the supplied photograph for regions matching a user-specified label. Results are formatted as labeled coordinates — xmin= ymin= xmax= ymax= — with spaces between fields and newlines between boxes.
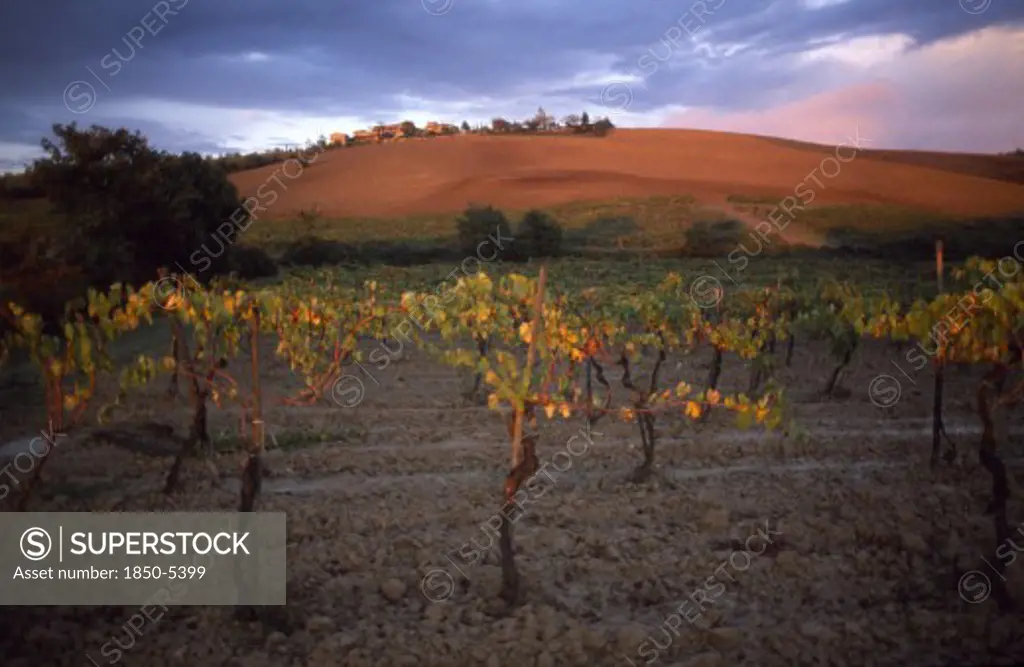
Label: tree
xmin=399 ymin=120 xmax=417 ymax=137
xmin=534 ymin=107 xmax=553 ymax=131
xmin=491 ymin=118 xmax=510 ymax=133
xmin=461 ymin=120 xmax=471 ymax=132
xmin=581 ymin=111 xmax=590 ymax=128
xmin=563 ymin=114 xmax=581 ymax=129
xmin=516 ymin=210 xmax=563 ymax=259
xmin=30 ymin=123 xmax=248 ymax=288
xmin=593 ymin=117 xmax=615 ymax=137
xmin=455 ymin=204 xmax=515 ymax=258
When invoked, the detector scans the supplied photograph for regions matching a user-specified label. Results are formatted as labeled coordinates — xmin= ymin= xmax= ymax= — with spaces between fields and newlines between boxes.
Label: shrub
xmin=0 ymin=172 xmax=44 ymax=200
xmin=683 ymin=219 xmax=746 ymax=256
xmin=277 ymin=237 xmax=461 ymax=267
xmin=455 ymin=204 xmax=515 ymax=259
xmin=227 ymin=245 xmax=278 ymax=279
xmin=279 ymin=237 xmax=357 ymax=267
xmin=516 ymin=210 xmax=563 ymax=259
xmin=592 ymin=118 xmax=615 ymax=137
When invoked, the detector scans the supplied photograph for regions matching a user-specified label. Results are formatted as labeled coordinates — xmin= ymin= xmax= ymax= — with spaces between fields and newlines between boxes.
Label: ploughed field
xmin=228 ymin=130 xmax=1024 ymax=222
xmin=0 ymin=328 xmax=1022 ymax=667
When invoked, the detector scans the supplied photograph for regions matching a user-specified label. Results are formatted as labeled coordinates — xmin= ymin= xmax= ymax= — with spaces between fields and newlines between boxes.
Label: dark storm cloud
xmin=0 ymin=0 xmax=1022 ymax=164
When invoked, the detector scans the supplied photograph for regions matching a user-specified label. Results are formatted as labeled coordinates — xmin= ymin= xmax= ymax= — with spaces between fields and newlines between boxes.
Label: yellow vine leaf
xmin=518 ymin=321 xmax=533 ymax=344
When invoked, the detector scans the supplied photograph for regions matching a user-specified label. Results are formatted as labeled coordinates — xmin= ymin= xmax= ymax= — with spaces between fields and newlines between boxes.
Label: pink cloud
xmin=666 ymin=82 xmax=898 ymax=146
xmin=664 ymin=26 xmax=1024 ymax=153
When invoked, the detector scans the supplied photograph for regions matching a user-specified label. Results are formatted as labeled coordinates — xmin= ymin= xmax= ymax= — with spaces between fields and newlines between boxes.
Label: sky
xmin=0 ymin=0 xmax=1022 ymax=171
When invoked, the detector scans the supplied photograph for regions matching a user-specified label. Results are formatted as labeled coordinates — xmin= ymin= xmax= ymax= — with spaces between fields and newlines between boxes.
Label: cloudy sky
xmin=0 ymin=0 xmax=1022 ymax=171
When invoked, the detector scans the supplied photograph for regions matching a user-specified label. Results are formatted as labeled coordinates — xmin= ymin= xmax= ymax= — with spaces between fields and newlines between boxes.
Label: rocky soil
xmin=1 ymin=336 xmax=1023 ymax=666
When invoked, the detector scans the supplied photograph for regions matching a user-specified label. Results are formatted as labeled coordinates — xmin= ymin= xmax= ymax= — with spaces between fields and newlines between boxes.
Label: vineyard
xmin=1 ymin=254 xmax=1023 ymax=666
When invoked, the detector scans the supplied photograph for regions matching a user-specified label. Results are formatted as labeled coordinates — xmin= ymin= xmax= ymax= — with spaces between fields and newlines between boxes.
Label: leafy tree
xmin=30 ymin=123 xmax=248 ymax=288
xmin=581 ymin=111 xmax=590 ymax=128
xmin=455 ymin=204 xmax=515 ymax=258
xmin=491 ymin=118 xmax=510 ymax=133
xmin=593 ymin=117 xmax=615 ymax=136
xmin=461 ymin=120 xmax=471 ymax=132
xmin=516 ymin=210 xmax=563 ymax=259
xmin=684 ymin=220 xmax=745 ymax=256
xmin=399 ymin=120 xmax=418 ymax=137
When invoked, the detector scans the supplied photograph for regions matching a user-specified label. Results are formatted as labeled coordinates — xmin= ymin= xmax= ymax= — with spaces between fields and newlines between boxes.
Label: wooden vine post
xmin=240 ymin=298 xmax=263 ymax=513
xmin=499 ymin=265 xmax=547 ymax=605
xmin=931 ymin=239 xmax=947 ymax=467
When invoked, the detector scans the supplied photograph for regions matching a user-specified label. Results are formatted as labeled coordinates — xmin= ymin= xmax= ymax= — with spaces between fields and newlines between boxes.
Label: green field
xmin=3 ymin=192 xmax=1015 ymax=253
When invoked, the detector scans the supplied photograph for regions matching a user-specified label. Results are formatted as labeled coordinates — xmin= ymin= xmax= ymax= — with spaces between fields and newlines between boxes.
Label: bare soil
xmin=228 ymin=130 xmax=1024 ymax=221
xmin=1 ymin=329 xmax=1023 ymax=666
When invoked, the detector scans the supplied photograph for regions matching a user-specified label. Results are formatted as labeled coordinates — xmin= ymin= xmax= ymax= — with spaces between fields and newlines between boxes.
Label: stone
xmin=264 ymin=631 xmax=287 ymax=650
xmin=306 ymin=615 xmax=335 ymax=634
xmin=800 ymin=622 xmax=838 ymax=643
xmin=901 ymin=531 xmax=929 ymax=555
xmin=380 ymin=578 xmax=407 ymax=602
xmin=706 ymin=627 xmax=742 ymax=653
xmin=617 ymin=623 xmax=649 ymax=652
xmin=702 ymin=508 xmax=730 ymax=531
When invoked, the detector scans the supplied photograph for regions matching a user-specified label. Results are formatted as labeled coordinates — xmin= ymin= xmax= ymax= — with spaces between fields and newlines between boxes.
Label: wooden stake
xmin=932 ymin=238 xmax=946 ymax=467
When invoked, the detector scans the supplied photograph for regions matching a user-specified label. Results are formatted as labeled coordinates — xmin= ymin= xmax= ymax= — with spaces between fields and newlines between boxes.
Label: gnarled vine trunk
xmin=977 ymin=364 xmax=1014 ymax=611
xmin=498 ymin=267 xmax=546 ymax=605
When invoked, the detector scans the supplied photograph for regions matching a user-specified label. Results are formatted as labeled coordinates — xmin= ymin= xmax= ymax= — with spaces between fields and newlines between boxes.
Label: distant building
xmin=352 ymin=129 xmax=376 ymax=143
xmin=372 ymin=124 xmax=404 ymax=140
xmin=425 ymin=121 xmax=458 ymax=135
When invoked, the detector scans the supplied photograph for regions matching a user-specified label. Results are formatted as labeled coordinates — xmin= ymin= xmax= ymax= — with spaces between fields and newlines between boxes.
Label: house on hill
xmin=352 ymin=129 xmax=375 ymax=142
xmin=425 ymin=121 xmax=458 ymax=135
xmin=372 ymin=123 xmax=404 ymax=141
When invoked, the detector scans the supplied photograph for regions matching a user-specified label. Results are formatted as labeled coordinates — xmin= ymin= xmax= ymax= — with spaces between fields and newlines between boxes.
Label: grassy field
xmin=5 ymin=192 xmax=1020 ymax=268
xmin=239 ymin=195 xmax=712 ymax=250
xmin=217 ymin=197 xmax=987 ymax=253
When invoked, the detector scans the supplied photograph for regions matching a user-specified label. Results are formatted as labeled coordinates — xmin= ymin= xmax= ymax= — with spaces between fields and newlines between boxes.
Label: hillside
xmin=761 ymin=136 xmax=1024 ymax=185
xmin=228 ymin=128 xmax=1024 ymax=221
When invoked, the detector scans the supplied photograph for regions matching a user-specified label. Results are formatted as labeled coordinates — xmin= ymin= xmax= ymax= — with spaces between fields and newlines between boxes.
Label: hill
xmin=228 ymin=128 xmax=1024 ymax=222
